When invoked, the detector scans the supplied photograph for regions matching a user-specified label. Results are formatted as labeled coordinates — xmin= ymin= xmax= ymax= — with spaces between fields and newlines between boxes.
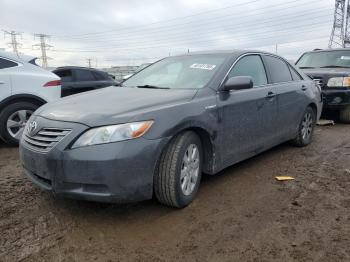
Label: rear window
xmin=264 ymin=55 xmax=292 ymax=83
xmin=0 ymin=58 xmax=18 ymax=69
xmin=92 ymin=71 xmax=108 ymax=80
xmin=54 ymin=69 xmax=73 ymax=82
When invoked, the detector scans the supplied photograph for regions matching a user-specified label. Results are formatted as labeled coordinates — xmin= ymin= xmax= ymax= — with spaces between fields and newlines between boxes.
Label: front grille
xmin=23 ymin=128 xmax=71 ymax=153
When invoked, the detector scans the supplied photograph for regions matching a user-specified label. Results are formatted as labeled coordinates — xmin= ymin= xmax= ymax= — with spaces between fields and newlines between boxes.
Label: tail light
xmin=43 ymin=80 xmax=61 ymax=87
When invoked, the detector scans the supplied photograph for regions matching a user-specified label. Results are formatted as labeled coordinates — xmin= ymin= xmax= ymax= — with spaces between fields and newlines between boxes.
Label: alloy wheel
xmin=6 ymin=110 xmax=33 ymax=139
xmin=180 ymin=144 xmax=200 ymax=196
xmin=301 ymin=112 xmax=313 ymax=141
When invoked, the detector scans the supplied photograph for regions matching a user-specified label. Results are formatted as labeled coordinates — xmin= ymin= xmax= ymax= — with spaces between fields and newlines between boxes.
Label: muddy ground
xmin=0 ymin=125 xmax=349 ymax=262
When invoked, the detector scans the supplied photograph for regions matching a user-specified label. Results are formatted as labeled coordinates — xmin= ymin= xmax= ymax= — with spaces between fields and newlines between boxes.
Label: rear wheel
xmin=154 ymin=131 xmax=202 ymax=208
xmin=340 ymin=106 xmax=350 ymax=123
xmin=291 ymin=106 xmax=316 ymax=147
xmin=0 ymin=102 xmax=38 ymax=145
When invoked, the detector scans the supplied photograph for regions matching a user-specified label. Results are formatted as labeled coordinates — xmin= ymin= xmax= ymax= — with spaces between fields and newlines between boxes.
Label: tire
xmin=291 ymin=106 xmax=316 ymax=147
xmin=154 ymin=131 xmax=203 ymax=208
xmin=0 ymin=102 xmax=38 ymax=145
xmin=340 ymin=106 xmax=350 ymax=123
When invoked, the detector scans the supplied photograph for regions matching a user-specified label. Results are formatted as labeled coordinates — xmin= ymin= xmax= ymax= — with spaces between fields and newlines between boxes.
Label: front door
xmin=217 ymin=54 xmax=278 ymax=167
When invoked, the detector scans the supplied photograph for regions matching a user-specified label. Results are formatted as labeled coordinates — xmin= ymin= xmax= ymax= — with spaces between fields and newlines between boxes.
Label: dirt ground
xmin=0 ymin=124 xmax=349 ymax=262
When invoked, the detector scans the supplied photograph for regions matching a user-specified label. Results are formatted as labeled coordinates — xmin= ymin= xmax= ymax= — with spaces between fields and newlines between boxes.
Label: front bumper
xmin=19 ymin=116 xmax=169 ymax=203
xmin=323 ymin=89 xmax=350 ymax=109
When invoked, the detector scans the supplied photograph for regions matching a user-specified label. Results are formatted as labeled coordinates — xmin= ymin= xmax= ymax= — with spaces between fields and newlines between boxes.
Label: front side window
xmin=228 ymin=55 xmax=267 ymax=86
xmin=75 ymin=69 xmax=95 ymax=81
xmin=296 ymin=51 xmax=350 ymax=68
xmin=123 ymin=54 xmax=227 ymax=89
xmin=264 ymin=55 xmax=292 ymax=83
xmin=0 ymin=58 xmax=18 ymax=69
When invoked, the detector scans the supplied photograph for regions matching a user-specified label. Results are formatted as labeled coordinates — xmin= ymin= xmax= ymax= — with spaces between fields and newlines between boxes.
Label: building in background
xmin=102 ymin=63 xmax=151 ymax=81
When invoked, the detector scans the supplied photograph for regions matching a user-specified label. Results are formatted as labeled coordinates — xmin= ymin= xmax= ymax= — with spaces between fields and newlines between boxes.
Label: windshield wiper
xmin=320 ymin=65 xmax=350 ymax=68
xmin=298 ymin=66 xmax=315 ymax=69
xmin=136 ymin=84 xmax=170 ymax=89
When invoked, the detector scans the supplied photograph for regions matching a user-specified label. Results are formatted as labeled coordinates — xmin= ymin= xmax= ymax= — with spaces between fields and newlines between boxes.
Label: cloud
xmin=0 ymin=0 xmax=334 ymax=67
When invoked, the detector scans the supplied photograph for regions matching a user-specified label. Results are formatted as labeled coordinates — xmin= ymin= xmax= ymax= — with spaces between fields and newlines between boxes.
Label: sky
xmin=0 ymin=0 xmax=335 ymax=68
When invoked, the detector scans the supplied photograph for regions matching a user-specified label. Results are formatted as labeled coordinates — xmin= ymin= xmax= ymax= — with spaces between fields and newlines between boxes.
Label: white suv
xmin=0 ymin=51 xmax=61 ymax=145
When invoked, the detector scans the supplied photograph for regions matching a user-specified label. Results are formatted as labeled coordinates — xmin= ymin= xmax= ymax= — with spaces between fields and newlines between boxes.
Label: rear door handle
xmin=266 ymin=91 xmax=276 ymax=99
xmin=301 ymin=85 xmax=308 ymax=91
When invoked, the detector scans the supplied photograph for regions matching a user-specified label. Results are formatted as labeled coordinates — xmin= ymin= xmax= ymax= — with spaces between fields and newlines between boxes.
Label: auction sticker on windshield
xmin=190 ymin=64 xmax=216 ymax=70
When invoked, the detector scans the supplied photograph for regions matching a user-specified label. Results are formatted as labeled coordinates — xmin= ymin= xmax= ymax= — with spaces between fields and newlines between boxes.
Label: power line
xmin=63 ymin=4 xmax=331 ymax=45
xmin=56 ymin=0 xmax=266 ymax=38
xmin=59 ymin=0 xmax=327 ymax=41
xmin=33 ymin=34 xmax=52 ymax=68
xmin=2 ymin=30 xmax=22 ymax=57
xmin=52 ymin=17 xmax=332 ymax=52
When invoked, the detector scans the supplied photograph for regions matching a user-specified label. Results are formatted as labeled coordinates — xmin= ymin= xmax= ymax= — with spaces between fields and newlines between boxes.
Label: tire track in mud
xmin=0 ymin=125 xmax=349 ymax=261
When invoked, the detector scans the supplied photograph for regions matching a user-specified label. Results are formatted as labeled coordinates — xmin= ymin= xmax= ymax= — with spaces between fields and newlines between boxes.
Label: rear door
xmin=217 ymin=54 xmax=278 ymax=166
xmin=262 ymin=55 xmax=308 ymax=138
xmin=0 ymin=58 xmax=17 ymax=102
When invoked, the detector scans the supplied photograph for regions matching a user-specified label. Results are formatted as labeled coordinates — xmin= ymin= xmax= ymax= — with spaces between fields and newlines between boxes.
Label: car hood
xmin=302 ymin=67 xmax=350 ymax=78
xmin=35 ymin=86 xmax=198 ymax=126
xmin=300 ymin=67 xmax=350 ymax=89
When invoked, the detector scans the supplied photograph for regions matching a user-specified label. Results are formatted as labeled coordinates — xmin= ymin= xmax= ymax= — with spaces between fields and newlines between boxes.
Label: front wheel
xmin=154 ymin=131 xmax=202 ymax=208
xmin=291 ymin=106 xmax=316 ymax=147
xmin=0 ymin=102 xmax=38 ymax=145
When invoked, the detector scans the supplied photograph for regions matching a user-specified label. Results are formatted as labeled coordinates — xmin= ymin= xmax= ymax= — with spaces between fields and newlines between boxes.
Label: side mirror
xmin=222 ymin=76 xmax=253 ymax=91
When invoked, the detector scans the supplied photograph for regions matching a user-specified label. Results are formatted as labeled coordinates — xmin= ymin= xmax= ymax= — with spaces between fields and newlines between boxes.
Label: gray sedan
xmin=19 ymin=50 xmax=322 ymax=208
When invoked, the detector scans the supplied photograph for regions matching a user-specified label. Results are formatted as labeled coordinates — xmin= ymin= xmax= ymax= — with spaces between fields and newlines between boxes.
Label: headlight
xmin=72 ymin=120 xmax=154 ymax=149
xmin=327 ymin=77 xmax=350 ymax=88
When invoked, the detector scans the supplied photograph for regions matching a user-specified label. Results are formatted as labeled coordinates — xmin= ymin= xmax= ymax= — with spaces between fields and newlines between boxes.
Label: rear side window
xmin=289 ymin=66 xmax=303 ymax=81
xmin=0 ymin=58 xmax=18 ymax=69
xmin=228 ymin=55 xmax=267 ymax=86
xmin=54 ymin=69 xmax=73 ymax=82
xmin=264 ymin=55 xmax=292 ymax=83
xmin=75 ymin=69 xmax=96 ymax=81
xmin=92 ymin=71 xmax=108 ymax=80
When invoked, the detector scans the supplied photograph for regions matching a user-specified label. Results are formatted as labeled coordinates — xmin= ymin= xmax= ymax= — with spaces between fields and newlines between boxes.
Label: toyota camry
xmin=19 ymin=50 xmax=322 ymax=208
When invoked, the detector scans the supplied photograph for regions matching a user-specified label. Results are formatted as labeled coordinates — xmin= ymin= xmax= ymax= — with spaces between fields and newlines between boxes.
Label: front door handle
xmin=0 ymin=81 xmax=4 ymax=84
xmin=266 ymin=91 xmax=276 ymax=99
xmin=301 ymin=85 xmax=308 ymax=91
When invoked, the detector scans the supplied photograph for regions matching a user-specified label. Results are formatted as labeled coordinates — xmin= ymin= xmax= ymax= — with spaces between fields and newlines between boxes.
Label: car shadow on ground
xmin=43 ymin=141 xmax=293 ymax=220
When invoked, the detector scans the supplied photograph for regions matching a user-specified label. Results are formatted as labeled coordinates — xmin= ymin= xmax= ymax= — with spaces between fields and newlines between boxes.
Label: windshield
xmin=122 ymin=54 xmax=227 ymax=89
xmin=296 ymin=51 xmax=350 ymax=68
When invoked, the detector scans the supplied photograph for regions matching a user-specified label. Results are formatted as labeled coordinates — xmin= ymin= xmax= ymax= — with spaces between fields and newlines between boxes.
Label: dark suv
xmin=296 ymin=48 xmax=350 ymax=123
xmin=53 ymin=66 xmax=117 ymax=97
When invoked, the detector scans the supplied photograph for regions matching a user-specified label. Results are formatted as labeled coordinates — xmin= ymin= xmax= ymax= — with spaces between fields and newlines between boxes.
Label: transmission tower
xmin=328 ymin=0 xmax=350 ymax=48
xmin=2 ymin=30 xmax=22 ymax=57
xmin=87 ymin=58 xmax=92 ymax=68
xmin=33 ymin=34 xmax=52 ymax=68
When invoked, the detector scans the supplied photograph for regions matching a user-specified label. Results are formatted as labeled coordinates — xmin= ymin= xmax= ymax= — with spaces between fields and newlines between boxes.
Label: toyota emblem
xmin=27 ymin=121 xmax=37 ymax=135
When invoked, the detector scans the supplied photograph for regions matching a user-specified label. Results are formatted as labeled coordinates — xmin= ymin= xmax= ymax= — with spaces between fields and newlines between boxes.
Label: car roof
xmin=304 ymin=48 xmax=350 ymax=53
xmin=0 ymin=50 xmax=37 ymax=63
xmin=54 ymin=66 xmax=106 ymax=72
xmin=174 ymin=49 xmax=283 ymax=58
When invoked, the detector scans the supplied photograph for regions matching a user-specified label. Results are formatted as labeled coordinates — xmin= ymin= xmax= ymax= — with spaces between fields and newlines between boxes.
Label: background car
xmin=20 ymin=50 xmax=322 ymax=208
xmin=53 ymin=66 xmax=117 ymax=97
xmin=0 ymin=51 xmax=61 ymax=145
xmin=296 ymin=48 xmax=350 ymax=123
